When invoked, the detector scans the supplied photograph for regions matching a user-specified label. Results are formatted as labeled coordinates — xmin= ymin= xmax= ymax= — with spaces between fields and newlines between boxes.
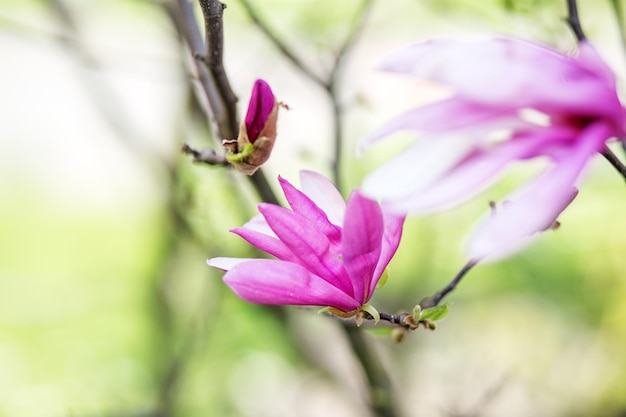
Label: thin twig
xmin=565 ymin=0 xmax=587 ymax=42
xmin=327 ymin=0 xmax=374 ymax=191
xmin=238 ymin=0 xmax=327 ymax=87
xmin=181 ymin=143 xmax=229 ymax=165
xmin=198 ymin=0 xmax=239 ymax=139
xmin=602 ymin=146 xmax=626 ymax=182
xmin=420 ymin=260 xmax=479 ymax=309
xmin=166 ymin=0 xmax=225 ymax=133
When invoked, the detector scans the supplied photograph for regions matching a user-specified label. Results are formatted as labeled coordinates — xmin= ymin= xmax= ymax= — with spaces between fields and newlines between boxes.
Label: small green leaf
xmin=376 ymin=268 xmax=390 ymax=289
xmin=419 ymin=303 xmax=449 ymax=322
xmin=412 ymin=304 xmax=422 ymax=321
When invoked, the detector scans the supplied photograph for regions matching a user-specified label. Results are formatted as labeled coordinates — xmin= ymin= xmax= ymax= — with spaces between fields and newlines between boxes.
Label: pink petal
xmin=222 ymin=259 xmax=361 ymax=311
xmin=376 ymin=37 xmax=622 ymax=123
xmin=278 ymin=176 xmax=342 ymax=244
xmin=240 ymin=214 xmax=276 ymax=237
xmin=341 ymin=191 xmax=384 ymax=304
xmin=467 ymin=121 xmax=614 ymax=261
xmin=207 ymin=257 xmax=252 ymax=271
xmin=576 ymin=42 xmax=617 ymax=88
xmin=370 ymin=211 xmax=405 ymax=297
xmin=259 ymin=203 xmax=353 ymax=296
xmin=378 ymin=125 xmax=578 ymax=214
xmin=362 ymin=131 xmax=478 ymax=204
xmin=299 ymin=170 xmax=346 ymax=227
xmin=231 ymin=227 xmax=299 ymax=262
xmin=245 ymin=79 xmax=275 ymax=142
xmin=359 ymin=97 xmax=514 ymax=152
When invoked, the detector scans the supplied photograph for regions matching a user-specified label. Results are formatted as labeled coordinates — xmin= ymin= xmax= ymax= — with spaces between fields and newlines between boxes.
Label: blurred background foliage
xmin=1 ymin=0 xmax=626 ymax=416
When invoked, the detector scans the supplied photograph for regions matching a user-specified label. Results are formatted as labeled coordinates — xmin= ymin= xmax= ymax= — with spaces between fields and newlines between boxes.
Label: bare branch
xmin=565 ymin=0 xmax=587 ymax=42
xmin=181 ymin=143 xmax=229 ymax=165
xmin=238 ymin=0 xmax=327 ymax=87
xmin=198 ymin=0 xmax=239 ymax=138
xmin=165 ymin=0 xmax=225 ymax=134
xmin=420 ymin=260 xmax=479 ymax=309
xmin=602 ymin=146 xmax=626 ymax=183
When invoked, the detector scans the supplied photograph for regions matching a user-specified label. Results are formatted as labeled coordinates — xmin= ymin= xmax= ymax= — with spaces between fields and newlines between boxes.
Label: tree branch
xmin=198 ymin=0 xmax=239 ymax=139
xmin=602 ymin=146 xmax=626 ymax=183
xmin=420 ymin=259 xmax=478 ymax=309
xmin=238 ymin=0 xmax=327 ymax=87
xmin=565 ymin=0 xmax=587 ymax=42
xmin=327 ymin=0 xmax=374 ymax=191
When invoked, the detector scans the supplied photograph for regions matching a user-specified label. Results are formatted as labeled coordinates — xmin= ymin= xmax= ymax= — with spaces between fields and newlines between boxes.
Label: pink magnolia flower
xmin=360 ymin=37 xmax=625 ymax=260
xmin=208 ymin=170 xmax=405 ymax=314
xmin=223 ymin=79 xmax=281 ymax=175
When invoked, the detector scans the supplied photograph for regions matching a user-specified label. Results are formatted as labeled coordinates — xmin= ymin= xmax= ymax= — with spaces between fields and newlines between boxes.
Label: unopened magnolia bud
xmin=224 ymin=79 xmax=282 ymax=175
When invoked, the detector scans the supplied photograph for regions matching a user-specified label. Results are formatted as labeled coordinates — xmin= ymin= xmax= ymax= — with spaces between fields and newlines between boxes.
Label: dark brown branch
xmin=565 ymin=0 xmax=587 ymax=42
xmin=181 ymin=143 xmax=229 ymax=165
xmin=198 ymin=0 xmax=239 ymax=139
xmin=602 ymin=146 xmax=626 ymax=182
xmin=166 ymin=0 xmax=225 ymax=131
xmin=420 ymin=260 xmax=478 ymax=309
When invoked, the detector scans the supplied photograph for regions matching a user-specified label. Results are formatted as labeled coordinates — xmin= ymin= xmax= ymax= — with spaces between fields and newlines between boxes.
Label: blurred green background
xmin=2 ymin=0 xmax=626 ymax=416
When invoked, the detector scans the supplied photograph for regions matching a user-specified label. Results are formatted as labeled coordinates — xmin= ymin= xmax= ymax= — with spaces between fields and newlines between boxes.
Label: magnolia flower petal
xmin=241 ymin=214 xmax=276 ymax=237
xmin=377 ymin=37 xmax=622 ymax=122
xmin=467 ymin=121 xmax=613 ymax=261
xmin=278 ymin=176 xmax=342 ymax=244
xmin=245 ymin=79 xmax=275 ymax=142
xmin=359 ymin=97 xmax=515 ymax=152
xmin=207 ymin=256 xmax=252 ymax=271
xmin=362 ymin=132 xmax=478 ymax=203
xmin=222 ymin=259 xmax=361 ymax=311
xmin=379 ymin=125 xmax=578 ymax=214
xmin=299 ymin=170 xmax=346 ymax=227
xmin=466 ymin=168 xmax=579 ymax=262
xmin=259 ymin=203 xmax=353 ymax=296
xmin=377 ymin=38 xmax=562 ymax=102
xmin=342 ymin=191 xmax=384 ymax=303
xmin=370 ymin=212 xmax=405 ymax=297
xmin=576 ymin=42 xmax=617 ymax=88
xmin=231 ymin=227 xmax=299 ymax=262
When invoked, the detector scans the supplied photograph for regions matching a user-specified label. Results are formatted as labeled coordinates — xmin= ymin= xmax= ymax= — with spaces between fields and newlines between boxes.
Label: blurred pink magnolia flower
xmin=208 ymin=170 xmax=405 ymax=315
xmin=360 ymin=37 xmax=625 ymax=260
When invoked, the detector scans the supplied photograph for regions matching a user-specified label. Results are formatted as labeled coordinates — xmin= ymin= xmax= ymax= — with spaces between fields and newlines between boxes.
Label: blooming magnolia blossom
xmin=208 ymin=170 xmax=405 ymax=314
xmin=223 ymin=79 xmax=281 ymax=175
xmin=360 ymin=37 xmax=626 ymax=260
